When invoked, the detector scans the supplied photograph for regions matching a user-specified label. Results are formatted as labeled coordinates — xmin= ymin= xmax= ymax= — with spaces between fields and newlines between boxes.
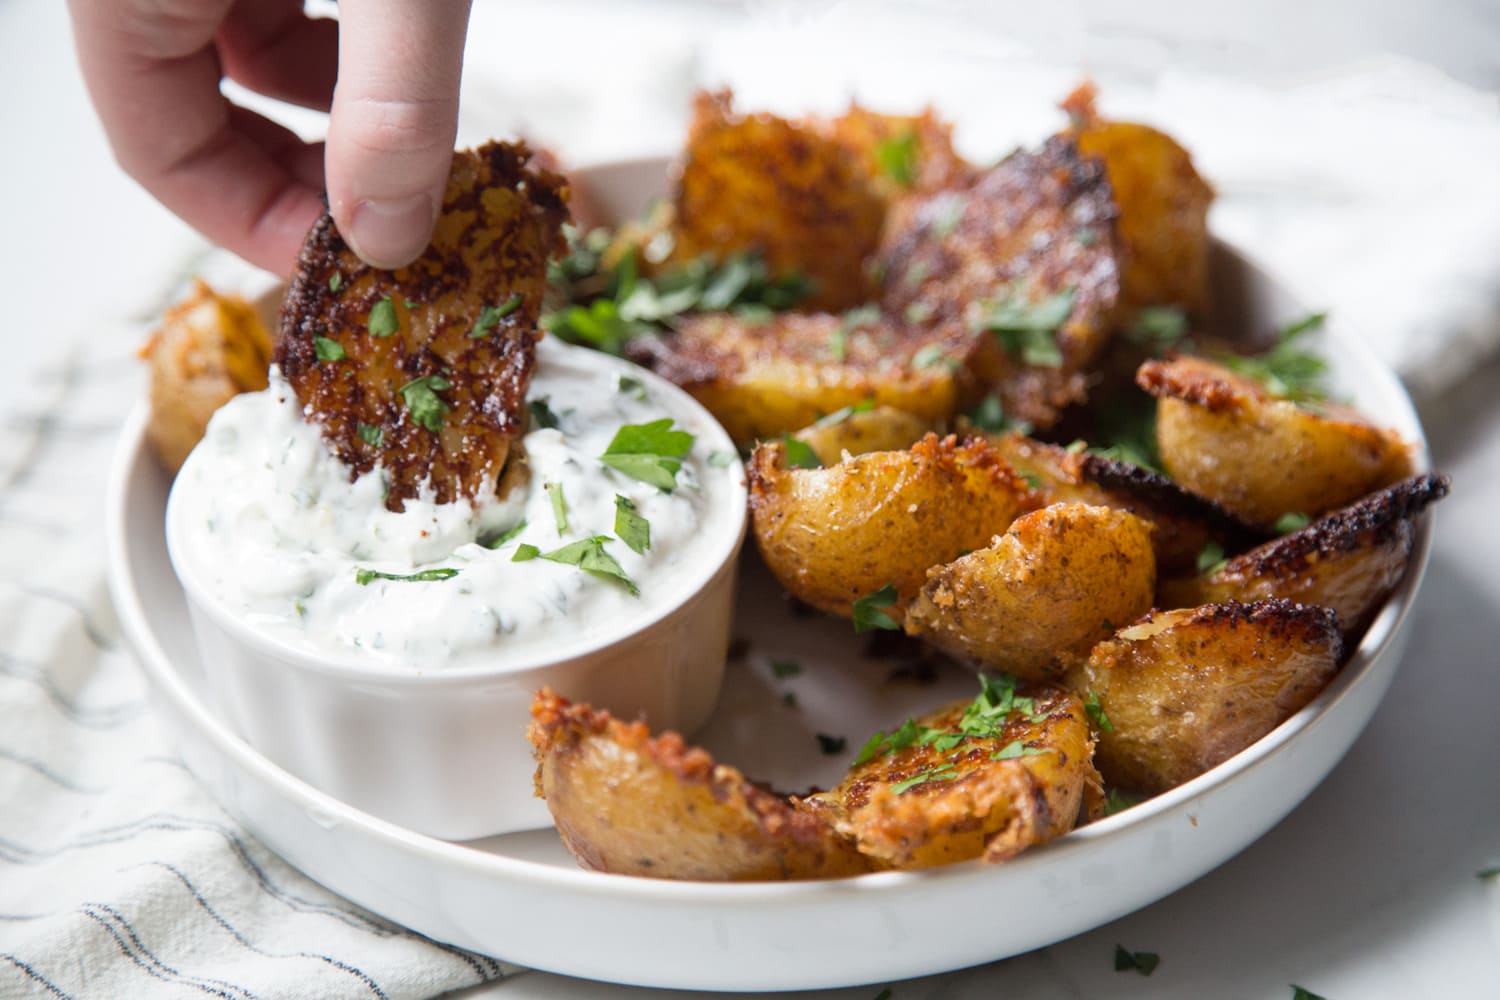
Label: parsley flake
xmin=512 ymin=543 xmax=540 ymax=562
xmin=911 ymin=344 xmax=958 ymax=370
xmin=314 ymin=336 xmax=345 ymax=362
xmin=875 ymin=129 xmax=918 ymax=188
xmin=816 ymin=733 xmax=847 ymax=755
xmin=1127 ymin=306 xmax=1190 ymax=351
xmin=780 ymin=435 xmax=823 ymax=470
xmin=1477 ymin=866 xmax=1500 ymax=880
xmin=368 ymin=296 xmax=399 ymax=337
xmin=545 ymin=482 xmax=569 ymax=534
xmin=970 ymin=285 xmax=1075 ymax=367
xmin=1085 ymin=690 xmax=1114 ymax=733
xmin=613 ymin=494 xmax=650 ymax=554
xmin=852 ymin=583 xmax=900 ymax=633
xmin=770 ymin=658 xmax=802 ymax=679
xmin=328 ymin=272 xmax=343 ymax=292
xmin=529 ymin=398 xmax=562 ymax=430
xmin=354 ymin=567 xmax=458 ymax=585
xmin=1114 ymin=945 xmax=1160 ymax=976
xmin=1216 ymin=311 xmax=1330 ymax=402
xmin=1291 ymin=988 xmax=1328 ymax=1000
xmin=398 ymin=375 xmax=451 ymax=433
xmin=540 ymin=535 xmax=639 ymax=595
xmin=707 ymin=449 xmax=739 ymax=468
xmin=1105 ymin=788 xmax=1140 ymax=815
xmin=1274 ymin=511 xmax=1312 ymax=534
xmin=1197 ymin=540 xmax=1228 ymax=574
xmin=599 ymin=418 xmax=696 ymax=491
xmin=813 ymin=400 xmax=875 ymax=428
xmin=356 ymin=422 xmax=383 ymax=447
xmin=891 ymin=763 xmax=957 ymax=794
xmin=485 ymin=520 xmax=528 ymax=550
xmin=468 ymin=294 xmax=524 ymax=339
xmin=991 ymin=740 xmax=1047 ymax=761
xmin=617 ymin=374 xmax=648 ymax=400
xmin=966 ymin=394 xmax=1031 ymax=434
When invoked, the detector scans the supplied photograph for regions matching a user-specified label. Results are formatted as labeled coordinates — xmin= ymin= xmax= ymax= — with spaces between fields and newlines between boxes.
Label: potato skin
xmin=1065 ymin=599 xmax=1342 ymax=794
xmin=1159 ymin=474 xmax=1449 ymax=637
xmin=1139 ymin=355 xmax=1414 ymax=528
xmin=986 ymin=432 xmax=1260 ymax=575
xmin=793 ymin=406 xmax=934 ymax=467
xmin=905 ymin=503 xmax=1157 ymax=681
xmin=529 ymin=689 xmax=871 ymax=881
xmin=1062 ymin=82 xmax=1214 ymax=313
xmin=802 ymin=683 xmax=1099 ymax=868
xmin=749 ymin=433 xmax=1038 ymax=619
xmin=141 ymin=280 xmax=273 ymax=472
xmin=630 ymin=311 xmax=965 ymax=446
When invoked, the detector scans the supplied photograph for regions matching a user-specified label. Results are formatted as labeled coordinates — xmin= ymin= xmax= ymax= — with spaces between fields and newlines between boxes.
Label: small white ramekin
xmin=165 ymin=352 xmax=747 ymax=841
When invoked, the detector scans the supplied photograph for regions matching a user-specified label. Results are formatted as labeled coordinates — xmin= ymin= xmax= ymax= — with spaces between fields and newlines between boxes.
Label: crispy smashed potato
xmin=792 ymin=405 xmax=934 ymax=467
xmin=802 ymin=682 xmax=1099 ymax=868
xmin=141 ymin=280 xmax=274 ymax=471
xmin=1066 ymin=599 xmax=1342 ymax=794
xmin=1062 ymin=83 xmax=1214 ymax=314
xmin=985 ymin=432 xmax=1260 ymax=575
xmin=530 ymin=689 xmax=871 ymax=881
xmin=877 ymin=137 xmax=1125 ymax=429
xmin=629 ymin=312 xmax=966 ymax=445
xmin=905 ymin=503 xmax=1156 ymax=680
xmin=749 ymin=434 xmax=1038 ymax=619
xmin=668 ymin=90 xmax=885 ymax=311
xmin=275 ymin=141 xmax=569 ymax=510
xmin=1159 ymin=474 xmax=1448 ymax=635
xmin=820 ymin=104 xmax=971 ymax=203
xmin=1139 ymin=355 xmax=1414 ymax=528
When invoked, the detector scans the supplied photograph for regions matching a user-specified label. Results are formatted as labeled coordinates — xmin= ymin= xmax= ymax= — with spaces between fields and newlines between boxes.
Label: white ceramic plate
xmin=104 ymin=158 xmax=1434 ymax=992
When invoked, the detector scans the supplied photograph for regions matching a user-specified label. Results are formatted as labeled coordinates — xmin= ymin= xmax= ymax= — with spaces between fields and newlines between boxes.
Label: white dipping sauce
xmin=169 ymin=337 xmax=743 ymax=672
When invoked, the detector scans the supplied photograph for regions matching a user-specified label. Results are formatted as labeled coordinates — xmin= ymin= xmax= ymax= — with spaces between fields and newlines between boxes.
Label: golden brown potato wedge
xmin=985 ymin=431 xmax=1261 ymax=575
xmin=792 ymin=405 xmax=935 ymax=467
xmin=1062 ymin=82 xmax=1214 ymax=314
xmin=629 ymin=311 xmax=966 ymax=445
xmin=802 ymin=678 xmax=1099 ymax=868
xmin=749 ymin=434 xmax=1038 ymax=619
xmin=904 ymin=503 xmax=1157 ymax=681
xmin=1065 ymin=599 xmax=1342 ymax=794
xmin=275 ymin=141 xmax=570 ymax=510
xmin=876 ymin=136 xmax=1125 ymax=430
xmin=1138 ymin=355 xmax=1414 ymax=528
xmin=141 ymin=280 xmax=274 ymax=472
xmin=529 ymin=689 xmax=872 ymax=881
xmin=668 ymin=90 xmax=886 ymax=312
xmin=1159 ymin=474 xmax=1448 ymax=636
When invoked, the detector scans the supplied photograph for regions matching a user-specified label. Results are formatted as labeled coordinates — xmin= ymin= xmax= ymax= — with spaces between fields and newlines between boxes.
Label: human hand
xmin=68 ymin=0 xmax=474 ymax=275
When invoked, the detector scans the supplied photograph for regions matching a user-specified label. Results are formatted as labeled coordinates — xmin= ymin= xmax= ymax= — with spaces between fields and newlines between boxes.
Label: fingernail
xmin=344 ymin=194 xmax=437 ymax=269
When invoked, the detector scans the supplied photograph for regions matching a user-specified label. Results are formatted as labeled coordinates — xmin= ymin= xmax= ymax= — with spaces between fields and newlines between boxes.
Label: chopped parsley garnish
xmin=512 ymin=543 xmax=540 ymax=562
xmin=1478 ymin=866 xmax=1500 ymax=880
xmin=1113 ymin=945 xmax=1159 ymax=976
xmin=1085 ymin=690 xmax=1114 ymax=733
xmin=873 ymin=990 xmax=893 ymax=1000
xmin=990 ymin=740 xmax=1047 ymax=761
xmin=539 ymin=535 xmax=639 ymax=595
xmin=469 ymin=294 xmax=524 ymax=338
xmin=875 ymin=129 xmax=918 ymax=188
xmin=780 ymin=435 xmax=823 ymax=470
xmin=707 ymin=449 xmax=739 ymax=468
xmin=314 ymin=336 xmax=345 ymax=361
xmin=851 ymin=583 xmax=900 ymax=633
xmin=545 ymin=481 xmax=569 ymax=534
xmin=1126 ymin=306 xmax=1190 ymax=351
xmin=966 ymin=394 xmax=1031 ymax=435
xmin=782 ymin=691 xmax=800 ymax=709
xmin=613 ymin=494 xmax=650 ymax=554
xmin=398 ymin=375 xmax=451 ymax=433
xmin=356 ymin=422 xmax=383 ymax=447
xmin=328 ymin=272 xmax=343 ymax=292
xmin=1105 ymin=788 xmax=1140 ymax=815
xmin=354 ymin=567 xmax=458 ymax=586
xmin=911 ymin=344 xmax=958 ymax=370
xmin=1075 ymin=227 xmax=1098 ymax=247
xmin=1216 ymin=311 xmax=1330 ymax=402
xmin=1291 ymin=988 xmax=1327 ymax=1000
xmin=617 ymin=374 xmax=648 ymax=400
xmin=485 ymin=519 xmax=528 ymax=550
xmin=529 ymin=398 xmax=561 ymax=430
xmin=1275 ymin=511 xmax=1313 ymax=534
xmin=970 ymin=285 xmax=1075 ymax=367
xmin=368 ymin=296 xmax=399 ymax=337
xmin=770 ymin=658 xmax=802 ymax=679
xmin=1196 ymin=540 xmax=1228 ymax=574
xmin=816 ymin=733 xmax=847 ymax=755
xmin=813 ymin=400 xmax=875 ymax=428
xmin=891 ymin=763 xmax=956 ymax=794
xmin=599 ymin=418 xmax=696 ymax=491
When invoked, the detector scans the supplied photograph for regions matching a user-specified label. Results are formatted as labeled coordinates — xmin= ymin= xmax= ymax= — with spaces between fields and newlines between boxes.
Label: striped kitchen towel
xmin=0 ymin=337 xmax=514 ymax=999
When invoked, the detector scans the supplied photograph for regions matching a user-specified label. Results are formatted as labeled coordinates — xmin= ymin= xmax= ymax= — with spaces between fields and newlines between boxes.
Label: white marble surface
xmin=3 ymin=0 xmax=1499 ymax=997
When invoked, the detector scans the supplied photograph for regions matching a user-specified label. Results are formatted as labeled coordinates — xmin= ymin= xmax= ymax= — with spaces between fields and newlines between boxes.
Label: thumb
xmin=325 ymin=0 xmax=473 ymax=269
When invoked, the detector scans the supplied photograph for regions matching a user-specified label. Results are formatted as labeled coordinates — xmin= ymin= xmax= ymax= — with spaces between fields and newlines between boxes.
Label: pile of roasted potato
xmin=528 ymin=86 xmax=1448 ymax=880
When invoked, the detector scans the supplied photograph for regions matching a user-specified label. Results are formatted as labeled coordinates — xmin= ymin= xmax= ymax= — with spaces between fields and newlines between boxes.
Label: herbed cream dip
xmin=168 ymin=337 xmax=743 ymax=672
